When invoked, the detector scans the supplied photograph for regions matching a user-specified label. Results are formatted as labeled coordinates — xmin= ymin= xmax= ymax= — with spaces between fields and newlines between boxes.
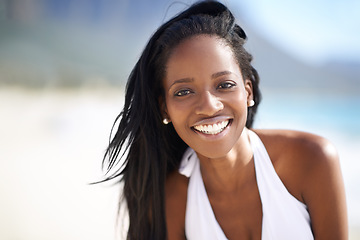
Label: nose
xmin=195 ymin=91 xmax=224 ymax=116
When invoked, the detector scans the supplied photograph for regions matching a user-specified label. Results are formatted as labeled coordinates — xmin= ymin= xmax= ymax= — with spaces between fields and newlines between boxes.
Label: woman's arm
xmin=302 ymin=136 xmax=348 ymax=240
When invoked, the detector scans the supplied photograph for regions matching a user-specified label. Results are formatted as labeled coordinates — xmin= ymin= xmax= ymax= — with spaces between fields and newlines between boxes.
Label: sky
xmin=231 ymin=0 xmax=360 ymax=65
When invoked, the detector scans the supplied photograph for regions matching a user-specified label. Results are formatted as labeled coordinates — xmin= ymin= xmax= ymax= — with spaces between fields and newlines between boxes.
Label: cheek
xmin=229 ymin=89 xmax=249 ymax=123
xmin=167 ymin=101 xmax=187 ymax=125
xmin=166 ymin=99 xmax=192 ymax=136
xmin=166 ymin=96 xmax=190 ymax=115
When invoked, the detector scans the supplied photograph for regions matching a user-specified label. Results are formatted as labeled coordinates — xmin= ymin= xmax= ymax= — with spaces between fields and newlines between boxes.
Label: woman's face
xmin=162 ymin=35 xmax=252 ymax=159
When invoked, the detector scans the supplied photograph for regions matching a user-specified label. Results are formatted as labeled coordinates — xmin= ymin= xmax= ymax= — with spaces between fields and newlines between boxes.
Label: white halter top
xmin=179 ymin=130 xmax=314 ymax=240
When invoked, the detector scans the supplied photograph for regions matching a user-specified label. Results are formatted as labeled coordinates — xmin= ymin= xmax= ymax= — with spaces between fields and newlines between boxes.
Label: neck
xmin=197 ymin=128 xmax=254 ymax=194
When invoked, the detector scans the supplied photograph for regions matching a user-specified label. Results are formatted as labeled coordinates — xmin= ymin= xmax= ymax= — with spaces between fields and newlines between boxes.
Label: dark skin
xmin=165 ymin=129 xmax=348 ymax=240
xmin=163 ymin=35 xmax=347 ymax=240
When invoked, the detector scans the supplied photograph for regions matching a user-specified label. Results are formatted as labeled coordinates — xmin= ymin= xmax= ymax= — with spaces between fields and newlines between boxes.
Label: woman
xmin=103 ymin=1 xmax=348 ymax=239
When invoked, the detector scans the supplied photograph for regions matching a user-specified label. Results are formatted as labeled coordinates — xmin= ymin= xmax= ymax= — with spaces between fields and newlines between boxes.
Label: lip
xmin=191 ymin=115 xmax=232 ymax=127
xmin=191 ymin=117 xmax=233 ymax=140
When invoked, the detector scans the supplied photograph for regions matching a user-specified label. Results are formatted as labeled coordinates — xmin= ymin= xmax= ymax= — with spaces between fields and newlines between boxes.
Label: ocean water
xmin=1 ymin=88 xmax=359 ymax=239
xmin=255 ymin=90 xmax=360 ymax=136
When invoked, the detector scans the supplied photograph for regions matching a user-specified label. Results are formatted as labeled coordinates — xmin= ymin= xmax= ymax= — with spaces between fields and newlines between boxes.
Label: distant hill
xmin=323 ymin=60 xmax=360 ymax=79
xmin=240 ymin=23 xmax=360 ymax=93
xmin=0 ymin=0 xmax=358 ymax=92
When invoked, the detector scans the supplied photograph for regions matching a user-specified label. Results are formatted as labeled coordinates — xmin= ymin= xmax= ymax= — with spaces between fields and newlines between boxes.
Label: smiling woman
xmin=101 ymin=1 xmax=348 ymax=240
xmin=163 ymin=35 xmax=250 ymax=159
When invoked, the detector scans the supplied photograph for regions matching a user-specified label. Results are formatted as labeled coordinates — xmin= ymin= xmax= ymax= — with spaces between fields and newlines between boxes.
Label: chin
xmin=193 ymin=144 xmax=234 ymax=160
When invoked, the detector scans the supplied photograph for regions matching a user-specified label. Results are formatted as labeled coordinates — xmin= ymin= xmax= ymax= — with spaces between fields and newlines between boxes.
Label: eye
xmin=174 ymin=89 xmax=192 ymax=97
xmin=217 ymin=81 xmax=236 ymax=89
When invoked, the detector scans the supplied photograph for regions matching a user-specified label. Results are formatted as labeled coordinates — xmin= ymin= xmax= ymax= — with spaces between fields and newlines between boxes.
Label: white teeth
xmin=193 ymin=120 xmax=229 ymax=135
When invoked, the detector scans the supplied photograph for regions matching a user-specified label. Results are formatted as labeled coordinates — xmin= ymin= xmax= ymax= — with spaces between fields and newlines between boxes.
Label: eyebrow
xmin=211 ymin=71 xmax=233 ymax=79
xmin=168 ymin=78 xmax=194 ymax=91
xmin=168 ymin=71 xmax=234 ymax=91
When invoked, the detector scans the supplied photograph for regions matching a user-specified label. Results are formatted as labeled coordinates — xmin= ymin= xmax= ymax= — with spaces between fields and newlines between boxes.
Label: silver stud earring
xmin=163 ymin=118 xmax=169 ymax=125
xmin=248 ymin=100 xmax=255 ymax=107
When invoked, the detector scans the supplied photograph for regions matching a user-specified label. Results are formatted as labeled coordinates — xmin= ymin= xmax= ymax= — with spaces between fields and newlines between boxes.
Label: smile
xmin=193 ymin=120 xmax=230 ymax=135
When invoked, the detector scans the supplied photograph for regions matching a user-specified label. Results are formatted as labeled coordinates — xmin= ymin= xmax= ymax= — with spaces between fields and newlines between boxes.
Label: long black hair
xmin=102 ymin=1 xmax=261 ymax=239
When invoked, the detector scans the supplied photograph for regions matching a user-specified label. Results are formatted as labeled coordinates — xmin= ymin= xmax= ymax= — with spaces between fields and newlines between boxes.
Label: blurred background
xmin=0 ymin=0 xmax=359 ymax=239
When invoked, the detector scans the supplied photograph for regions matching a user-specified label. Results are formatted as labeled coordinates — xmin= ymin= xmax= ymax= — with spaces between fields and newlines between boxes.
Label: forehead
xmin=165 ymin=35 xmax=240 ymax=79
xmin=168 ymin=35 xmax=232 ymax=61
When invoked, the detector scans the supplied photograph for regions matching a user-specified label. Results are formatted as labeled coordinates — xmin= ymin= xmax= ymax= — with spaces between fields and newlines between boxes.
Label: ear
xmin=158 ymin=95 xmax=171 ymax=123
xmin=244 ymin=79 xmax=254 ymax=104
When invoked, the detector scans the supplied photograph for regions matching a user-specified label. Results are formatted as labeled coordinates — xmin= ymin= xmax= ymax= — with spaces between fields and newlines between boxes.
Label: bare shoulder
xmin=165 ymin=171 xmax=188 ymax=240
xmin=251 ymin=129 xmax=341 ymax=202
xmin=252 ymin=128 xmax=340 ymax=189
xmin=252 ymin=129 xmax=347 ymax=239
xmin=252 ymin=128 xmax=338 ymax=167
